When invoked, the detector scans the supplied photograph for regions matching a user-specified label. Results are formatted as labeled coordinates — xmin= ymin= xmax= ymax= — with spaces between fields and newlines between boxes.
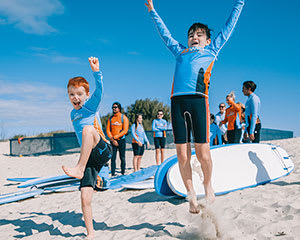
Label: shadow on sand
xmin=127 ymin=191 xmax=185 ymax=206
xmin=1 ymin=210 xmax=184 ymax=238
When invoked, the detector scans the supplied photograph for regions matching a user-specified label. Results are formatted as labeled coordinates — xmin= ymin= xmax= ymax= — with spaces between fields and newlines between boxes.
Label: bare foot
xmin=62 ymin=165 xmax=84 ymax=179
xmin=186 ymin=191 xmax=200 ymax=214
xmin=204 ymin=183 xmax=215 ymax=204
xmin=86 ymin=234 xmax=94 ymax=239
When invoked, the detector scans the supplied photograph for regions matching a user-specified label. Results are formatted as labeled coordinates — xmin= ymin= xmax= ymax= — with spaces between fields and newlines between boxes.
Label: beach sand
xmin=0 ymin=138 xmax=299 ymax=239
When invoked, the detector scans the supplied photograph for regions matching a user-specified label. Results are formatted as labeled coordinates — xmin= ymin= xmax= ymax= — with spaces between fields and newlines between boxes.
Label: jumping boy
xmin=62 ymin=57 xmax=112 ymax=238
xmin=145 ymin=0 xmax=246 ymax=213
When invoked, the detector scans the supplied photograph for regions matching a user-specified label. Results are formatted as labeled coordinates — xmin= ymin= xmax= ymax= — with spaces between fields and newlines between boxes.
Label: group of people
xmin=106 ymin=102 xmax=168 ymax=175
xmin=60 ymin=0 xmax=252 ymax=238
xmin=210 ymin=81 xmax=261 ymax=146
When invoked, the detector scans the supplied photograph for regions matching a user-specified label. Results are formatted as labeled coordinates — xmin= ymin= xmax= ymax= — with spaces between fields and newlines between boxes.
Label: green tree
xmin=126 ymin=98 xmax=170 ymax=130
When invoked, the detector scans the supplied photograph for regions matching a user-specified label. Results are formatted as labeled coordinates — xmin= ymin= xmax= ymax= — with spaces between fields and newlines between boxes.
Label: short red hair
xmin=67 ymin=76 xmax=89 ymax=94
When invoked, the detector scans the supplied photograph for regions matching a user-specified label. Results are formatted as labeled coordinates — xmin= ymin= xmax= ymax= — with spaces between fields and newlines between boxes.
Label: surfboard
xmin=34 ymin=178 xmax=80 ymax=189
xmin=166 ymin=144 xmax=294 ymax=198
xmin=109 ymin=165 xmax=158 ymax=190
xmin=18 ymin=175 xmax=74 ymax=188
xmin=43 ymin=183 xmax=80 ymax=193
xmin=0 ymin=189 xmax=44 ymax=205
xmin=6 ymin=177 xmax=37 ymax=183
xmin=122 ymin=178 xmax=154 ymax=189
xmin=154 ymin=153 xmax=178 ymax=197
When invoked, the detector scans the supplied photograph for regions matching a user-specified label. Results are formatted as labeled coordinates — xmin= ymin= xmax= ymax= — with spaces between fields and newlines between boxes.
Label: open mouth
xmin=73 ymin=101 xmax=81 ymax=107
xmin=192 ymin=42 xmax=199 ymax=46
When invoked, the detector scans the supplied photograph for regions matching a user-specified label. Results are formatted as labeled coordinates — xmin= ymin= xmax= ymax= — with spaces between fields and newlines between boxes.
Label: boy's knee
xmin=82 ymin=125 xmax=96 ymax=136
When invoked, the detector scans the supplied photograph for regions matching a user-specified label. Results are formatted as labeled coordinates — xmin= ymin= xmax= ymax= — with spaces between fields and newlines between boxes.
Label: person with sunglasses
xmin=215 ymin=102 xmax=227 ymax=144
xmin=152 ymin=110 xmax=168 ymax=164
xmin=106 ymin=102 xmax=129 ymax=176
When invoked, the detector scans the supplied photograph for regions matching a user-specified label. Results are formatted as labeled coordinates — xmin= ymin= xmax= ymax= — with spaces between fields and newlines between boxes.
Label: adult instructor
xmin=242 ymin=81 xmax=261 ymax=143
xmin=106 ymin=102 xmax=129 ymax=176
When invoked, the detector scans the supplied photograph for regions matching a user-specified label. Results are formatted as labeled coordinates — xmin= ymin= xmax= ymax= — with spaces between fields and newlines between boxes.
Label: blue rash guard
xmin=131 ymin=123 xmax=149 ymax=144
xmin=71 ymin=71 xmax=103 ymax=146
xmin=245 ymin=92 xmax=261 ymax=134
xmin=210 ymin=122 xmax=222 ymax=146
xmin=149 ymin=0 xmax=245 ymax=98
xmin=152 ymin=118 xmax=168 ymax=138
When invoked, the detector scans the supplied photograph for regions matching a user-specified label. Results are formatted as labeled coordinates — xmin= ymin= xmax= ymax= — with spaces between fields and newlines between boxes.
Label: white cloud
xmin=0 ymin=80 xmax=73 ymax=137
xmin=28 ymin=47 xmax=83 ymax=64
xmin=33 ymin=52 xmax=82 ymax=64
xmin=0 ymin=0 xmax=64 ymax=35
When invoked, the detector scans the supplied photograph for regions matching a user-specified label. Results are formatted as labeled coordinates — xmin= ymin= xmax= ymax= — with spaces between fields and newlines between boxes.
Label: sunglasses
xmin=157 ymin=113 xmax=163 ymax=115
xmin=219 ymin=106 xmax=225 ymax=108
xmin=112 ymin=106 xmax=118 ymax=109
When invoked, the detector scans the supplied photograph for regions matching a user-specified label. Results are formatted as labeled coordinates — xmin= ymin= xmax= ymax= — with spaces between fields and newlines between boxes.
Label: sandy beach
xmin=0 ymin=138 xmax=299 ymax=239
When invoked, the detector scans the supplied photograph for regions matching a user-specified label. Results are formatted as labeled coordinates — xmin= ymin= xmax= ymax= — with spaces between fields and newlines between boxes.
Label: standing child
xmin=131 ymin=114 xmax=150 ymax=172
xmin=62 ymin=57 xmax=112 ymax=239
xmin=152 ymin=110 xmax=168 ymax=165
xmin=210 ymin=114 xmax=222 ymax=146
xmin=145 ymin=0 xmax=246 ymax=213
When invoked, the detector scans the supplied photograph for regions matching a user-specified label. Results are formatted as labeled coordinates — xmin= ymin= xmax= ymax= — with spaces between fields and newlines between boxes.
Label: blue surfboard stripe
xmin=6 ymin=177 xmax=37 ymax=183
xmin=18 ymin=175 xmax=74 ymax=188
xmin=0 ymin=189 xmax=44 ymax=205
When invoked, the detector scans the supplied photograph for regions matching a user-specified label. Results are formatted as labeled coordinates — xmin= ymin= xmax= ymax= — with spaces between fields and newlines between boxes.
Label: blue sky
xmin=0 ymin=0 xmax=299 ymax=138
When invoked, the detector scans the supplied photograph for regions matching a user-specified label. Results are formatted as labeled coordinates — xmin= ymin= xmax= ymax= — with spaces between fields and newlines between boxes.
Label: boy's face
xmin=242 ymin=86 xmax=251 ymax=96
xmin=188 ymin=28 xmax=211 ymax=48
xmin=68 ymin=86 xmax=89 ymax=110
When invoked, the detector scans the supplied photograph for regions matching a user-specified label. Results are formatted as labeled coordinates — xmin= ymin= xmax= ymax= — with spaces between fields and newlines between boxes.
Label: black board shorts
xmin=80 ymin=137 xmax=112 ymax=189
xmin=171 ymin=95 xmax=210 ymax=144
xmin=154 ymin=137 xmax=166 ymax=149
xmin=132 ymin=143 xmax=145 ymax=156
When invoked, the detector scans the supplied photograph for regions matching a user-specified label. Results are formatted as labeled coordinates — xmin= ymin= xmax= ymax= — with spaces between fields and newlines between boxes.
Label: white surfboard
xmin=122 ymin=179 xmax=154 ymax=190
xmin=167 ymin=144 xmax=294 ymax=198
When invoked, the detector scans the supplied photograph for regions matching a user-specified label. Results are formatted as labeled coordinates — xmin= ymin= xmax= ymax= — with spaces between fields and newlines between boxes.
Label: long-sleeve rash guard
xmin=210 ymin=123 xmax=222 ymax=146
xmin=221 ymin=99 xmax=242 ymax=131
xmin=152 ymin=118 xmax=168 ymax=138
xmin=245 ymin=93 xmax=261 ymax=134
xmin=71 ymin=71 xmax=103 ymax=146
xmin=149 ymin=0 xmax=245 ymax=98
xmin=131 ymin=123 xmax=149 ymax=144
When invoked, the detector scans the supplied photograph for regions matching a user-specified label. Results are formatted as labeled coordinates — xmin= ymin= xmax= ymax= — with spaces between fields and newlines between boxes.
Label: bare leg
xmin=137 ymin=156 xmax=142 ymax=171
xmin=62 ymin=126 xmax=100 ymax=179
xmin=133 ymin=155 xmax=138 ymax=172
xmin=194 ymin=143 xmax=215 ymax=204
xmin=155 ymin=149 xmax=160 ymax=165
xmin=81 ymin=187 xmax=94 ymax=239
xmin=160 ymin=148 xmax=165 ymax=164
xmin=176 ymin=143 xmax=199 ymax=214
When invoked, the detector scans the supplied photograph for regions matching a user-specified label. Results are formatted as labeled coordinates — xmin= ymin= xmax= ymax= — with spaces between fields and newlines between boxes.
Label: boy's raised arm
xmin=210 ymin=0 xmax=246 ymax=55
xmin=85 ymin=57 xmax=103 ymax=112
xmin=146 ymin=0 xmax=185 ymax=56
xmin=145 ymin=0 xmax=154 ymax=12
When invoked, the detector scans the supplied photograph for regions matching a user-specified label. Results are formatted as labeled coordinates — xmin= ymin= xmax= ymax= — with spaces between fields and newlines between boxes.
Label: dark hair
xmin=157 ymin=110 xmax=164 ymax=114
xmin=135 ymin=114 xmax=143 ymax=130
xmin=188 ymin=23 xmax=212 ymax=39
xmin=243 ymin=81 xmax=257 ymax=92
xmin=210 ymin=113 xmax=215 ymax=121
xmin=112 ymin=101 xmax=122 ymax=110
